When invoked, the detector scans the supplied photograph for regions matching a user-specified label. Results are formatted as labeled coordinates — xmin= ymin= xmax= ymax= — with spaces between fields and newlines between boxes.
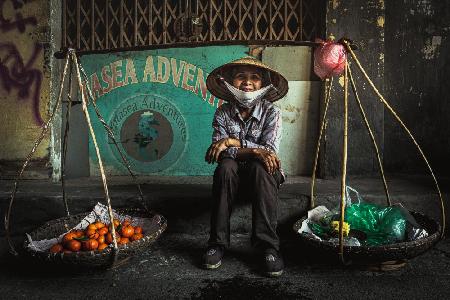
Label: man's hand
xmin=205 ymin=138 xmax=240 ymax=164
xmin=253 ymin=149 xmax=281 ymax=174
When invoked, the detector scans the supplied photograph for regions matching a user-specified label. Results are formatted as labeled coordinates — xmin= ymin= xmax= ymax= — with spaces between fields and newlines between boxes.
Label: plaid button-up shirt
xmin=211 ymin=99 xmax=285 ymax=180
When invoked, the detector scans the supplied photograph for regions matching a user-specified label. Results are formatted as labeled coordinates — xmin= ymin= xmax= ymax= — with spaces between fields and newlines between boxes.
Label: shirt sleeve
xmin=212 ymin=108 xmax=228 ymax=143
xmin=242 ymin=106 xmax=282 ymax=154
xmin=211 ymin=107 xmax=239 ymax=159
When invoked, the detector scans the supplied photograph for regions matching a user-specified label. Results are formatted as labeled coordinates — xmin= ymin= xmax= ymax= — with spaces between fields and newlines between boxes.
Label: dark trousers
xmin=208 ymin=158 xmax=283 ymax=251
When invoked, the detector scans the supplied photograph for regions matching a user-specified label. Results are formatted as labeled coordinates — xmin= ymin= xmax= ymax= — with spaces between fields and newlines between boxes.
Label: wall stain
xmin=416 ymin=0 xmax=434 ymax=17
xmin=422 ymin=35 xmax=442 ymax=60
xmin=332 ymin=0 xmax=340 ymax=10
xmin=284 ymin=104 xmax=301 ymax=113
xmin=338 ymin=75 xmax=345 ymax=87
xmin=377 ymin=16 xmax=385 ymax=28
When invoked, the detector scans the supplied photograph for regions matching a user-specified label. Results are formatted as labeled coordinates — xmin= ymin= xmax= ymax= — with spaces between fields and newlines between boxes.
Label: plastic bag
xmin=313 ymin=38 xmax=347 ymax=80
xmin=304 ymin=186 xmax=428 ymax=247
xmin=345 ymin=202 xmax=406 ymax=246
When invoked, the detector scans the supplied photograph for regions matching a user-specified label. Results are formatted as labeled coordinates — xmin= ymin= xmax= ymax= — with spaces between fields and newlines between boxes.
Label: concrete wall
xmin=0 ymin=0 xmax=52 ymax=177
xmin=2 ymin=0 xmax=447 ymax=179
xmin=323 ymin=0 xmax=449 ymax=178
xmin=384 ymin=0 xmax=450 ymax=176
xmin=322 ymin=0 xmax=386 ymax=178
xmin=263 ymin=46 xmax=321 ymax=175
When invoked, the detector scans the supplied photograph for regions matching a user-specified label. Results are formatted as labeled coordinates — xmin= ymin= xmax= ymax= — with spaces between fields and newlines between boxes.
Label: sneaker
xmin=263 ymin=248 xmax=284 ymax=277
xmin=202 ymin=245 xmax=224 ymax=269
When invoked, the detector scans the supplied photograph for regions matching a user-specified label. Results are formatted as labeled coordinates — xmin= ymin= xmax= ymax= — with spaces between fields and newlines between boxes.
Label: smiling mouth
xmin=241 ymin=87 xmax=253 ymax=92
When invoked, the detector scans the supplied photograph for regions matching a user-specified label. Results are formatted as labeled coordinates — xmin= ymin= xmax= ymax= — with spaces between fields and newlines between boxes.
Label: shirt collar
xmin=232 ymin=100 xmax=263 ymax=122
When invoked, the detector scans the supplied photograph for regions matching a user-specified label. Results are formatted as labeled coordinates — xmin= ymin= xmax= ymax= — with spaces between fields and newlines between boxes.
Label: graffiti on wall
xmin=0 ymin=42 xmax=43 ymax=125
xmin=0 ymin=0 xmax=44 ymax=125
xmin=0 ymin=0 xmax=37 ymax=33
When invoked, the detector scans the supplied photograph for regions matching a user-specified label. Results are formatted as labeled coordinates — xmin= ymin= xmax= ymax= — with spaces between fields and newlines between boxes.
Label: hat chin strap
xmin=223 ymin=81 xmax=274 ymax=108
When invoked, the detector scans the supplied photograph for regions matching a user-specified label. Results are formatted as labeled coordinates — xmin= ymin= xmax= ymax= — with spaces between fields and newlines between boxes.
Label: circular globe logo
xmin=109 ymin=94 xmax=187 ymax=173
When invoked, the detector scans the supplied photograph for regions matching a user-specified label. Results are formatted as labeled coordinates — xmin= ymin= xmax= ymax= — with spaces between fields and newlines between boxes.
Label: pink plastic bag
xmin=313 ymin=39 xmax=347 ymax=80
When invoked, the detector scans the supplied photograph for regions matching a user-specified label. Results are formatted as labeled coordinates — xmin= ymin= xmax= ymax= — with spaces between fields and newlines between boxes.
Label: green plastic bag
xmin=308 ymin=187 xmax=407 ymax=246
xmin=345 ymin=203 xmax=406 ymax=246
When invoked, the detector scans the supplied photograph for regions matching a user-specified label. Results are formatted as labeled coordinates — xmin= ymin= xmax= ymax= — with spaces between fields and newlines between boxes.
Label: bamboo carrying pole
xmin=342 ymin=40 xmax=446 ymax=238
xmin=72 ymin=53 xmax=119 ymax=262
xmin=347 ymin=64 xmax=391 ymax=207
xmin=310 ymin=77 xmax=334 ymax=209
xmin=337 ymin=62 xmax=349 ymax=262
xmin=77 ymin=64 xmax=149 ymax=213
xmin=4 ymin=51 xmax=71 ymax=256
xmin=61 ymin=61 xmax=74 ymax=217
xmin=308 ymin=39 xmax=446 ymax=264
xmin=4 ymin=50 xmax=132 ymax=265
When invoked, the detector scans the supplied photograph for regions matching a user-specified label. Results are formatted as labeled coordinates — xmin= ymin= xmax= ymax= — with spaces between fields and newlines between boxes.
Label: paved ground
xmin=1 ymin=175 xmax=450 ymax=299
xmin=1 ymin=233 xmax=450 ymax=299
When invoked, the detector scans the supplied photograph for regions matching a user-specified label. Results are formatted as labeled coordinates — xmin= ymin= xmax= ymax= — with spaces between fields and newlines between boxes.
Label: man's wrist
xmin=225 ymin=138 xmax=240 ymax=148
xmin=224 ymin=138 xmax=231 ymax=147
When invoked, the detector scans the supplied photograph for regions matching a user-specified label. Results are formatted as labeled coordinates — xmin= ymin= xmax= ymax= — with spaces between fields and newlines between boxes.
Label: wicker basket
xmin=293 ymin=211 xmax=441 ymax=264
xmin=23 ymin=208 xmax=167 ymax=269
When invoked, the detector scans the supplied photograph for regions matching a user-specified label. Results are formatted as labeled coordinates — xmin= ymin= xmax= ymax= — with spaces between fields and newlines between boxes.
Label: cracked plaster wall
xmin=384 ymin=0 xmax=450 ymax=176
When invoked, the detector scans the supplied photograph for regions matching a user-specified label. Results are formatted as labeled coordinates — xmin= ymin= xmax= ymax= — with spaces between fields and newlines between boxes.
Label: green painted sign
xmin=80 ymin=46 xmax=248 ymax=175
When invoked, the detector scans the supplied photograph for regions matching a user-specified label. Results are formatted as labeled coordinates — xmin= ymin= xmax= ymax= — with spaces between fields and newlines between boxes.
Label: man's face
xmin=231 ymin=66 xmax=263 ymax=92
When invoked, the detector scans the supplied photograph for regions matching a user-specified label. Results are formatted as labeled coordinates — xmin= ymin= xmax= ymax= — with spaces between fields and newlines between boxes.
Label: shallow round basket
xmin=23 ymin=208 xmax=167 ymax=269
xmin=293 ymin=211 xmax=441 ymax=264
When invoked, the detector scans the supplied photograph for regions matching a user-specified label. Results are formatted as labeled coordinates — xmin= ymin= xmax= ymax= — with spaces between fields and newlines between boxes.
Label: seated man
xmin=203 ymin=57 xmax=289 ymax=277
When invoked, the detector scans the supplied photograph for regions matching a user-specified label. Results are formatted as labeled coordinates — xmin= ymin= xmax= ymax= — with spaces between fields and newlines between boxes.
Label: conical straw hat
xmin=206 ymin=56 xmax=289 ymax=103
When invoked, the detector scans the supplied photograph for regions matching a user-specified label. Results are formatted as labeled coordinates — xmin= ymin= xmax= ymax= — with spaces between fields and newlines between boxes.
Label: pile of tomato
xmin=49 ymin=219 xmax=144 ymax=253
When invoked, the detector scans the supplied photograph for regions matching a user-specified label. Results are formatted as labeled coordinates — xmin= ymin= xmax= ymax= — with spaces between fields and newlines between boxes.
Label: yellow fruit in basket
xmin=122 ymin=220 xmax=131 ymax=227
xmin=87 ymin=224 xmax=97 ymax=231
xmin=331 ymin=221 xmax=350 ymax=236
xmin=113 ymin=219 xmax=120 ymax=228
xmin=50 ymin=243 xmax=64 ymax=253
xmin=134 ymin=226 xmax=143 ymax=234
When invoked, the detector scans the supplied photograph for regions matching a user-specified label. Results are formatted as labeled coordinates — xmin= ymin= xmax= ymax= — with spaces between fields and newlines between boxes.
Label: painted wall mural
xmin=80 ymin=46 xmax=248 ymax=175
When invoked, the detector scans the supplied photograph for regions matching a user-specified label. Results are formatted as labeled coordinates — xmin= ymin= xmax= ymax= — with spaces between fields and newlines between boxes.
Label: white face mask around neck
xmin=223 ymin=81 xmax=273 ymax=108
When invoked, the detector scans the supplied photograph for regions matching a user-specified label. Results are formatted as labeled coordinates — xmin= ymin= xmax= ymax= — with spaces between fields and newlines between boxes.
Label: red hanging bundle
xmin=313 ymin=39 xmax=347 ymax=80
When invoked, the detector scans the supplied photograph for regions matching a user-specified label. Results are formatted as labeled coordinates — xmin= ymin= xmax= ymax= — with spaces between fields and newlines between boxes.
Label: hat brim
xmin=206 ymin=57 xmax=289 ymax=103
